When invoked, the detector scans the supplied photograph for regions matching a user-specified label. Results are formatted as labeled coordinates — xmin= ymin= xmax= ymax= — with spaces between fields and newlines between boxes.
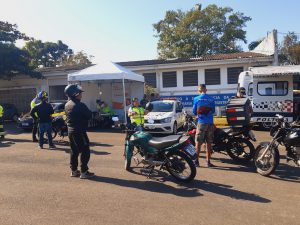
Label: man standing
xmin=31 ymin=94 xmax=41 ymax=142
xmin=192 ymin=84 xmax=215 ymax=167
xmin=0 ymin=104 xmax=5 ymax=139
xmin=140 ymin=94 xmax=148 ymax=108
xmin=128 ymin=97 xmax=146 ymax=131
xmin=30 ymin=91 xmax=55 ymax=150
xmin=64 ymin=84 xmax=94 ymax=179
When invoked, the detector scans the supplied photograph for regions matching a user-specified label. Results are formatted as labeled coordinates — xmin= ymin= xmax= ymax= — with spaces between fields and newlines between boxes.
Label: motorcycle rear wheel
xmin=254 ymin=145 xmax=280 ymax=176
xmin=226 ymin=138 xmax=255 ymax=163
xmin=166 ymin=151 xmax=196 ymax=183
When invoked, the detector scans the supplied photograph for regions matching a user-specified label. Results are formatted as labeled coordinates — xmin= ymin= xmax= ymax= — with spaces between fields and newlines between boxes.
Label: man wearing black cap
xmin=64 ymin=84 xmax=94 ymax=179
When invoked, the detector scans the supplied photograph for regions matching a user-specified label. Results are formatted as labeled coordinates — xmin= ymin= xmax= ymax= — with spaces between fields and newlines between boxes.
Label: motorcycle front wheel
xmin=166 ymin=151 xmax=196 ymax=183
xmin=254 ymin=144 xmax=280 ymax=176
xmin=226 ymin=137 xmax=255 ymax=163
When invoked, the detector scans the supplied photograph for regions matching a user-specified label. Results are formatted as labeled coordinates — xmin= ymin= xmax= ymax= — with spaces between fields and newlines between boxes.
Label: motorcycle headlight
xmin=161 ymin=117 xmax=172 ymax=123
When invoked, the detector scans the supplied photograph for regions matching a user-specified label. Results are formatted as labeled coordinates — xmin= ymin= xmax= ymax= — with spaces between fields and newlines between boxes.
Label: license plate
xmin=22 ymin=123 xmax=29 ymax=126
xmin=184 ymin=144 xmax=196 ymax=156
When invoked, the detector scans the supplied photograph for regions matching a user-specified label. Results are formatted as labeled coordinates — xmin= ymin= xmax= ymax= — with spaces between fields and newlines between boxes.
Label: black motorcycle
xmin=183 ymin=112 xmax=256 ymax=163
xmin=254 ymin=114 xmax=300 ymax=176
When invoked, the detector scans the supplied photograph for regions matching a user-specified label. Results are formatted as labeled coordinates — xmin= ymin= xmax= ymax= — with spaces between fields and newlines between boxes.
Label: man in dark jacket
xmin=64 ymin=84 xmax=94 ymax=179
xmin=30 ymin=91 xmax=55 ymax=149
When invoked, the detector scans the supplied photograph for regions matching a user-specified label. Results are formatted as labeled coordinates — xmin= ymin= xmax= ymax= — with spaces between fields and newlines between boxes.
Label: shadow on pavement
xmin=90 ymin=169 xmax=271 ymax=202
xmin=268 ymin=163 xmax=300 ymax=183
xmin=90 ymin=175 xmax=202 ymax=198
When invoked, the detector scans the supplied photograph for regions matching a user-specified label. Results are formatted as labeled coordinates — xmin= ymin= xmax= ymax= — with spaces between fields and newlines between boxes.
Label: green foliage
xmin=0 ymin=21 xmax=41 ymax=79
xmin=248 ymin=39 xmax=264 ymax=51
xmin=153 ymin=4 xmax=251 ymax=59
xmin=60 ymin=51 xmax=93 ymax=66
xmin=280 ymin=32 xmax=300 ymax=65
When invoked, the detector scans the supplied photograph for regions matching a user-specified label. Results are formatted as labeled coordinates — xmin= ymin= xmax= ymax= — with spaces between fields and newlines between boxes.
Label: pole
xmin=273 ymin=29 xmax=279 ymax=66
xmin=122 ymin=75 xmax=127 ymax=125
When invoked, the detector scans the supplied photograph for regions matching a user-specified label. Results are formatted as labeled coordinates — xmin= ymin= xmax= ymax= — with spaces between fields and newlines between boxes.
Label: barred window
xmin=162 ymin=71 xmax=177 ymax=88
xmin=183 ymin=70 xmax=198 ymax=86
xmin=227 ymin=67 xmax=243 ymax=84
xmin=143 ymin=73 xmax=157 ymax=88
xmin=205 ymin=68 xmax=220 ymax=85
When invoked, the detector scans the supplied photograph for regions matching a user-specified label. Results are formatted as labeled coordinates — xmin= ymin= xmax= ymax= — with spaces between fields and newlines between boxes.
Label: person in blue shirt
xmin=192 ymin=84 xmax=215 ymax=167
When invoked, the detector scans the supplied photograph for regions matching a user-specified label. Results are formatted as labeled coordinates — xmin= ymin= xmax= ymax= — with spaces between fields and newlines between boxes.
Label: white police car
xmin=144 ymin=99 xmax=185 ymax=134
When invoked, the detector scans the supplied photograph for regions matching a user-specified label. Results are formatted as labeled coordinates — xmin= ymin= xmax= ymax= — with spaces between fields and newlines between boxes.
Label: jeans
xmin=39 ymin=122 xmax=53 ymax=147
xmin=68 ymin=132 xmax=91 ymax=173
xmin=32 ymin=120 xmax=38 ymax=140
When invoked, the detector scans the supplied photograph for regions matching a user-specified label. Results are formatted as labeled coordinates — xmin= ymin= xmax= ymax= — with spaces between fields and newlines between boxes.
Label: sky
xmin=1 ymin=0 xmax=300 ymax=63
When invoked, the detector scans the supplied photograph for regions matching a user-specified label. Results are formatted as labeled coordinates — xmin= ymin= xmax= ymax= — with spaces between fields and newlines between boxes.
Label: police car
xmin=144 ymin=99 xmax=185 ymax=134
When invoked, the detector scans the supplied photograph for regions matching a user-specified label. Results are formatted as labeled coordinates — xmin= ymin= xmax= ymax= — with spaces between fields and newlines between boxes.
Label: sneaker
xmin=194 ymin=159 xmax=200 ymax=167
xmin=70 ymin=170 xmax=80 ymax=177
xmin=49 ymin=145 xmax=56 ymax=149
xmin=206 ymin=161 xmax=215 ymax=168
xmin=38 ymin=145 xmax=43 ymax=149
xmin=80 ymin=171 xmax=95 ymax=179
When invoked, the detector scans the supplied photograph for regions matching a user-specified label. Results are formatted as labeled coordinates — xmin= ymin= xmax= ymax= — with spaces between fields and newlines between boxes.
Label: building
xmin=118 ymin=52 xmax=273 ymax=114
xmin=0 ymin=64 xmax=89 ymax=113
xmin=0 ymin=52 xmax=273 ymax=114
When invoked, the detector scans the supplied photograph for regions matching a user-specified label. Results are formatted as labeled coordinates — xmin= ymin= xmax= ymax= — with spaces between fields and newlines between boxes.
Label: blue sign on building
xmin=161 ymin=93 xmax=235 ymax=107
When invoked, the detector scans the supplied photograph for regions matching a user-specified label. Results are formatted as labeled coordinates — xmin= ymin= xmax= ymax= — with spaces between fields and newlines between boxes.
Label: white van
xmin=238 ymin=65 xmax=300 ymax=129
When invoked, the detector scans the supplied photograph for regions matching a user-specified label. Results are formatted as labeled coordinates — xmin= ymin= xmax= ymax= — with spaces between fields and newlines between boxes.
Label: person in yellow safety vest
xmin=99 ymin=102 xmax=112 ymax=114
xmin=128 ymin=97 xmax=148 ymax=131
xmin=31 ymin=95 xmax=41 ymax=142
xmin=0 ymin=104 xmax=5 ymax=138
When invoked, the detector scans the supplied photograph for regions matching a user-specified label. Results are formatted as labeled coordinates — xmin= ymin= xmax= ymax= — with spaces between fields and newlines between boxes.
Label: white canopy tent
xmin=68 ymin=61 xmax=145 ymax=124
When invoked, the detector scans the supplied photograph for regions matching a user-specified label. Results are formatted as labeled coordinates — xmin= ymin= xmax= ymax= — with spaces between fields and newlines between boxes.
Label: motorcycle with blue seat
xmin=124 ymin=123 xmax=196 ymax=183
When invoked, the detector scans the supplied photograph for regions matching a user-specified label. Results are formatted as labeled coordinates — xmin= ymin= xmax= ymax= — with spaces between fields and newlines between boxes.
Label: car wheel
xmin=173 ymin=122 xmax=178 ymax=135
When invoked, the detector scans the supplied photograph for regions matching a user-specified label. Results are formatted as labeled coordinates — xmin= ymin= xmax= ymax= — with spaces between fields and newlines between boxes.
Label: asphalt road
xmin=0 ymin=123 xmax=299 ymax=225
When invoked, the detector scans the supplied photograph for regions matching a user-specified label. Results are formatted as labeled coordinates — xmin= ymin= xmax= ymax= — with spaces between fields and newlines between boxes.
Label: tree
xmin=153 ymin=4 xmax=251 ymax=59
xmin=0 ymin=21 xmax=41 ymax=79
xmin=24 ymin=40 xmax=92 ymax=67
xmin=60 ymin=51 xmax=93 ymax=66
xmin=279 ymin=32 xmax=300 ymax=65
xmin=248 ymin=38 xmax=264 ymax=51
xmin=24 ymin=40 xmax=74 ymax=67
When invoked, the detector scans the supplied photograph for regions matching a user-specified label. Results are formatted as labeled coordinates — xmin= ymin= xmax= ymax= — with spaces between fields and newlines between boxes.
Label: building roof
xmin=117 ymin=52 xmax=271 ymax=67
xmin=36 ymin=64 xmax=92 ymax=73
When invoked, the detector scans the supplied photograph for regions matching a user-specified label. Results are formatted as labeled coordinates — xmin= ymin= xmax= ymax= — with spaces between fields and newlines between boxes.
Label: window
xmin=143 ymin=73 xmax=157 ymax=88
xmin=183 ymin=70 xmax=198 ymax=86
xmin=205 ymin=68 xmax=220 ymax=85
xmin=257 ymin=81 xmax=288 ymax=96
xmin=248 ymin=82 xmax=253 ymax=96
xmin=49 ymin=85 xmax=68 ymax=101
xmin=162 ymin=71 xmax=177 ymax=88
xmin=227 ymin=67 xmax=243 ymax=84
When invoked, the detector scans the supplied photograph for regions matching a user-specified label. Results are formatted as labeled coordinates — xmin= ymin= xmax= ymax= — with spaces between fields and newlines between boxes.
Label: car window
xmin=151 ymin=101 xmax=174 ymax=112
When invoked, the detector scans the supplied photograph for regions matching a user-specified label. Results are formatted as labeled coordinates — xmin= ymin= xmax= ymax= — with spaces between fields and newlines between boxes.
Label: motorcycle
xmin=183 ymin=112 xmax=256 ymax=163
xmin=254 ymin=114 xmax=300 ymax=176
xmin=124 ymin=124 xmax=197 ymax=183
xmin=37 ymin=115 xmax=68 ymax=141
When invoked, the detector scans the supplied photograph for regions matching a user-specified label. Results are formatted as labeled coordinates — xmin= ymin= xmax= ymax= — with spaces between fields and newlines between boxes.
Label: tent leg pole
xmin=123 ymin=77 xmax=127 ymax=125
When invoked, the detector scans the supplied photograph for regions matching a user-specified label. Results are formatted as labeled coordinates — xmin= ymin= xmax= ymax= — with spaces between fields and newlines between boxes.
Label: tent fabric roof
xmin=250 ymin=65 xmax=300 ymax=77
xmin=68 ymin=61 xmax=144 ymax=82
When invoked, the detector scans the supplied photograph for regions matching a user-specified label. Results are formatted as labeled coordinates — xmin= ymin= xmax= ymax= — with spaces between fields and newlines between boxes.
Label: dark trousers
xmin=68 ymin=132 xmax=90 ymax=173
xmin=32 ymin=120 xmax=38 ymax=140
xmin=39 ymin=122 xmax=53 ymax=147
xmin=0 ymin=117 xmax=4 ymax=137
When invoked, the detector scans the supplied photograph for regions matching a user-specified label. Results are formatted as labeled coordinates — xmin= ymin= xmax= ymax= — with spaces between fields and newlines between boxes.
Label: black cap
xmin=238 ymin=87 xmax=246 ymax=94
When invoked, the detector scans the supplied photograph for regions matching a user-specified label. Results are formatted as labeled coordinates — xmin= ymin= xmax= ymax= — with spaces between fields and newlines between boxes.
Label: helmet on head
xmin=64 ymin=84 xmax=84 ymax=98
xmin=38 ymin=91 xmax=48 ymax=100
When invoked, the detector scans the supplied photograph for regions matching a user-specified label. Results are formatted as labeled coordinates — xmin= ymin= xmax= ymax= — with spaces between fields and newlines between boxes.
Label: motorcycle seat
xmin=148 ymin=135 xmax=182 ymax=149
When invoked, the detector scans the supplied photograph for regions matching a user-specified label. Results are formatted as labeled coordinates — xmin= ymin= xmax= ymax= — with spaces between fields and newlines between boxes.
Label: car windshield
xmin=151 ymin=101 xmax=174 ymax=112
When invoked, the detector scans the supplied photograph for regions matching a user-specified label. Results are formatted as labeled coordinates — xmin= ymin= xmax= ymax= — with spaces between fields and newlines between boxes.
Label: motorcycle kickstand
xmin=146 ymin=166 xmax=155 ymax=179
